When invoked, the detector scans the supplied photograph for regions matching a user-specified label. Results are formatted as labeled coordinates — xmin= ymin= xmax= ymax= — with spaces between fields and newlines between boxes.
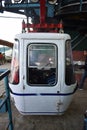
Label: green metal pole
xmin=4 ymin=76 xmax=13 ymax=130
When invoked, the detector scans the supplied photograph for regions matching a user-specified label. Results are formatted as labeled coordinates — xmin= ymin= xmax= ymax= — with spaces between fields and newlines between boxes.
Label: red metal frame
xmin=22 ymin=22 xmax=63 ymax=32
xmin=22 ymin=0 xmax=63 ymax=33
xmin=40 ymin=0 xmax=46 ymax=24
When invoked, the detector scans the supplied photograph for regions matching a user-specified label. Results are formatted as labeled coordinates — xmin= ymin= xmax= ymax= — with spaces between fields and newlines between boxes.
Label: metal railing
xmin=0 ymin=69 xmax=13 ymax=130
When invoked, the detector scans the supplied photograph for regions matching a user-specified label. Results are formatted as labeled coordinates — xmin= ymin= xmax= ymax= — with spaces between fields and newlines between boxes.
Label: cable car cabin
xmin=9 ymin=33 xmax=77 ymax=115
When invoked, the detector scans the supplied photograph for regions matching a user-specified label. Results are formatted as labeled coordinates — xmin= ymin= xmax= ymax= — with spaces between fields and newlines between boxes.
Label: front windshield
xmin=27 ymin=43 xmax=57 ymax=86
xmin=28 ymin=44 xmax=56 ymax=69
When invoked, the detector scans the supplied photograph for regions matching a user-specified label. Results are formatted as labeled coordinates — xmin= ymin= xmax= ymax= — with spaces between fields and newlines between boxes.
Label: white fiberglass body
xmin=9 ymin=33 xmax=77 ymax=115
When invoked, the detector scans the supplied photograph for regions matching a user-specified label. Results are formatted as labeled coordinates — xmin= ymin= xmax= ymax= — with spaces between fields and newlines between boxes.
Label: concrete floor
xmin=0 ymin=63 xmax=87 ymax=130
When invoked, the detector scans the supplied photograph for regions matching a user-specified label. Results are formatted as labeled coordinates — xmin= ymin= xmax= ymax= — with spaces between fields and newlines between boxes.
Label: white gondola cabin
xmin=9 ymin=32 xmax=77 ymax=115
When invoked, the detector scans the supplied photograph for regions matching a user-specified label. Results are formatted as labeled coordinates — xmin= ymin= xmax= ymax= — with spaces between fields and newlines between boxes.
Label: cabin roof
xmin=15 ymin=33 xmax=71 ymax=41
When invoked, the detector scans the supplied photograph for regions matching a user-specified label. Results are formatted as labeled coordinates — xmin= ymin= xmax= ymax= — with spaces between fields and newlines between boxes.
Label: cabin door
xmin=23 ymin=40 xmax=61 ymax=114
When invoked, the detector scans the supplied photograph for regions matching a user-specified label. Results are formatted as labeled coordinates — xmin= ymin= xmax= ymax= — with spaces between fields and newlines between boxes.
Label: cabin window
xmin=65 ymin=40 xmax=75 ymax=85
xmin=10 ymin=40 xmax=19 ymax=84
xmin=27 ymin=43 xmax=57 ymax=86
